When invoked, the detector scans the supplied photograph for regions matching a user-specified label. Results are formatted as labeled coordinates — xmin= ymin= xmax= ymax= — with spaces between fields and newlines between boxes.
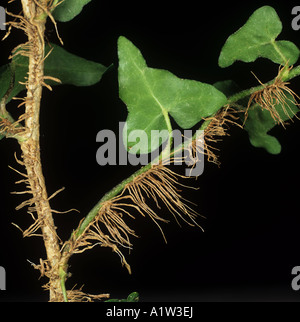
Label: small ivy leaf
xmin=127 ymin=292 xmax=139 ymax=302
xmin=244 ymin=94 xmax=299 ymax=154
xmin=52 ymin=0 xmax=92 ymax=22
xmin=219 ymin=6 xmax=300 ymax=68
xmin=245 ymin=106 xmax=282 ymax=154
xmin=118 ymin=36 xmax=227 ymax=153
xmin=6 ymin=44 xmax=109 ymax=102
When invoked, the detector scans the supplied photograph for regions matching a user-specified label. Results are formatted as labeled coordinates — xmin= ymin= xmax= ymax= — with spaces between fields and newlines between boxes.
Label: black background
xmin=1 ymin=0 xmax=300 ymax=302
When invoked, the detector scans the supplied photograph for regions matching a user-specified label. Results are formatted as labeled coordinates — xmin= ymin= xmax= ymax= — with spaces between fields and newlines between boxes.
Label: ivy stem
xmin=285 ymin=65 xmax=300 ymax=81
xmin=60 ymin=63 xmax=300 ymax=299
xmin=76 ymin=163 xmax=152 ymax=238
xmin=73 ymin=63 xmax=300 ymax=238
xmin=227 ymin=81 xmax=272 ymax=104
xmin=19 ymin=0 xmax=62 ymax=302
xmin=227 ymin=64 xmax=300 ymax=104
xmin=61 ymin=119 xmax=211 ymax=259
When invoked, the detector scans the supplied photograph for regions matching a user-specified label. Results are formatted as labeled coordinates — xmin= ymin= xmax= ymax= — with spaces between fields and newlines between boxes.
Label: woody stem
xmin=19 ymin=0 xmax=62 ymax=301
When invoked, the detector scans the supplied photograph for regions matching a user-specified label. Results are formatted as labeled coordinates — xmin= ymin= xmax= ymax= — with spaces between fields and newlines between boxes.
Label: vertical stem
xmin=20 ymin=0 xmax=61 ymax=301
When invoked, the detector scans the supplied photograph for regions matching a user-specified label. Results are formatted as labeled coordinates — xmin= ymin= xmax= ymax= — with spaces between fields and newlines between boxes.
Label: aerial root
xmin=3 ymin=11 xmax=32 ymax=42
xmin=32 ymin=0 xmax=64 ymax=45
xmin=51 ymin=208 xmax=80 ymax=214
xmin=13 ymin=152 xmax=25 ymax=166
xmin=0 ymin=113 xmax=27 ymax=137
xmin=27 ymin=258 xmax=51 ymax=279
xmin=125 ymin=165 xmax=201 ymax=232
xmin=246 ymin=65 xmax=300 ymax=127
xmin=23 ymin=213 xmax=43 ymax=238
xmin=0 ymin=118 xmax=17 ymax=136
xmin=47 ymin=187 xmax=80 ymax=214
xmin=12 ymin=208 xmax=43 ymax=238
xmin=47 ymin=187 xmax=65 ymax=201
xmin=10 ymin=175 xmax=76 ymax=240
xmin=73 ymin=163 xmax=202 ymax=274
xmin=199 ymin=105 xmax=243 ymax=166
xmin=11 ymin=190 xmax=43 ymax=239
xmin=8 ymin=165 xmax=28 ymax=178
xmin=73 ymin=202 xmax=135 ymax=274
xmin=64 ymin=287 xmax=110 ymax=303
xmin=47 ymin=284 xmax=110 ymax=303
xmin=41 ymin=75 xmax=62 ymax=91
xmin=28 ymin=259 xmax=90 ymax=303
xmin=15 ymin=198 xmax=34 ymax=211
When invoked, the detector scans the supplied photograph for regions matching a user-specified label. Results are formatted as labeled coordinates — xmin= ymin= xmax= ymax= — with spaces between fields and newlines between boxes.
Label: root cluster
xmin=72 ymin=163 xmax=202 ymax=274
xmin=246 ymin=66 xmax=300 ymax=127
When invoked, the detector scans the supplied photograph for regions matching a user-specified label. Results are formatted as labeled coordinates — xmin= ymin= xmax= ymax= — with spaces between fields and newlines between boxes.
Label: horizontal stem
xmin=64 ymin=62 xmax=300 ymax=268
xmin=286 ymin=65 xmax=300 ymax=81
xmin=226 ymin=64 xmax=300 ymax=104
xmin=75 ymin=163 xmax=152 ymax=237
xmin=59 ymin=61 xmax=300 ymax=299
xmin=227 ymin=81 xmax=271 ymax=104
xmin=75 ymin=119 xmax=213 ymax=239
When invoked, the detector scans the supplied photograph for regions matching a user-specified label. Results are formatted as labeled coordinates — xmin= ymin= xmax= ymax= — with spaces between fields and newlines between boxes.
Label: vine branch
xmin=6 ymin=2 xmax=300 ymax=302
xmin=59 ymin=64 xmax=300 ymax=292
xmin=17 ymin=0 xmax=62 ymax=301
xmin=72 ymin=63 xmax=300 ymax=240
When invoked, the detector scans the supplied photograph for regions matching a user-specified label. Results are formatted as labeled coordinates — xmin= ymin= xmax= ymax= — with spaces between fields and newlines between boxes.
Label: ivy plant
xmin=0 ymin=2 xmax=300 ymax=302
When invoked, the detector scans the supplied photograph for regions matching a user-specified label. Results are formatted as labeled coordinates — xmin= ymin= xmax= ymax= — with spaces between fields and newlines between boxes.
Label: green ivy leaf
xmin=4 ymin=43 xmax=108 ymax=102
xmin=52 ymin=0 xmax=92 ymax=22
xmin=219 ymin=6 xmax=300 ymax=68
xmin=0 ymin=44 xmax=108 ymax=140
xmin=213 ymin=80 xmax=240 ymax=97
xmin=43 ymin=44 xmax=109 ymax=87
xmin=0 ymin=65 xmax=13 ymax=141
xmin=0 ymin=65 xmax=12 ymax=101
xmin=126 ymin=292 xmax=139 ymax=302
xmin=213 ymin=80 xmax=249 ymax=106
xmin=118 ymin=36 xmax=227 ymax=153
xmin=244 ymin=94 xmax=299 ymax=154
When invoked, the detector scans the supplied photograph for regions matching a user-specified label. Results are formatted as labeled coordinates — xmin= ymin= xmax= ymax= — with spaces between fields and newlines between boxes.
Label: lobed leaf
xmin=219 ymin=6 xmax=300 ymax=68
xmin=0 ymin=43 xmax=108 ymax=141
xmin=118 ymin=36 xmax=227 ymax=153
xmin=244 ymin=94 xmax=299 ymax=154
xmin=52 ymin=0 xmax=92 ymax=22
xmin=0 ymin=44 xmax=108 ymax=102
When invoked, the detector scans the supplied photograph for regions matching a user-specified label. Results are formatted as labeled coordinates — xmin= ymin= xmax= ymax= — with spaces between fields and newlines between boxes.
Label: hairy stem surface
xmin=19 ymin=0 xmax=61 ymax=301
